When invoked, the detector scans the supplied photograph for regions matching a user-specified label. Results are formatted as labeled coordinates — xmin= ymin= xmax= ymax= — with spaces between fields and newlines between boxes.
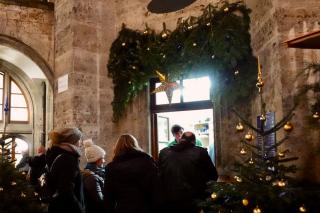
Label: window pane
xmin=183 ymin=77 xmax=211 ymax=102
xmin=11 ymin=81 xmax=22 ymax=94
xmin=10 ymin=108 xmax=28 ymax=121
xmin=155 ymin=82 xmax=180 ymax=105
xmin=11 ymin=94 xmax=27 ymax=107
xmin=0 ymin=74 xmax=3 ymax=88
xmin=0 ymin=104 xmax=2 ymax=120
xmin=0 ymin=89 xmax=3 ymax=104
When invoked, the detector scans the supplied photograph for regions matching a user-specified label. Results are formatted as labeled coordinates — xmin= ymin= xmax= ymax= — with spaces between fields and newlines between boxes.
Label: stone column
xmin=54 ymin=0 xmax=117 ymax=144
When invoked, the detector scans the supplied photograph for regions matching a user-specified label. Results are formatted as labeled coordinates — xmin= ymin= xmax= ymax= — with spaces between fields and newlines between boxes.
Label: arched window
xmin=0 ymin=71 xmax=30 ymax=123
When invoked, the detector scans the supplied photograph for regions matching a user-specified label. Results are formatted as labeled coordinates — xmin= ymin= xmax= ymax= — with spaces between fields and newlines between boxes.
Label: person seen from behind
xmin=46 ymin=127 xmax=85 ymax=213
xmin=159 ymin=131 xmax=218 ymax=213
xmin=104 ymin=134 xmax=161 ymax=213
xmin=83 ymin=138 xmax=106 ymax=213
xmin=167 ymin=124 xmax=203 ymax=147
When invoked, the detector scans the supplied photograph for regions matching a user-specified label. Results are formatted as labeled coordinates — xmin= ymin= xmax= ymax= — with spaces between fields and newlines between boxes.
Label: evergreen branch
xmin=276 ymin=157 xmax=299 ymax=163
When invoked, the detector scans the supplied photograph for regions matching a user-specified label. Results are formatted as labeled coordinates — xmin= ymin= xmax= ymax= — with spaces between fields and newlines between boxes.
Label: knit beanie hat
xmin=83 ymin=139 xmax=106 ymax=163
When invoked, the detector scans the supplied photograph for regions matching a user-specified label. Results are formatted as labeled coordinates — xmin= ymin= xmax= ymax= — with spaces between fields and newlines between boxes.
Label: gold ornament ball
xmin=121 ymin=42 xmax=126 ymax=46
xmin=206 ymin=22 xmax=211 ymax=26
xmin=249 ymin=158 xmax=254 ymax=165
xmin=284 ymin=122 xmax=293 ymax=132
xmin=242 ymin=199 xmax=249 ymax=206
xmin=278 ymin=152 xmax=285 ymax=158
xmin=299 ymin=205 xmax=307 ymax=212
xmin=260 ymin=114 xmax=266 ymax=121
xmin=245 ymin=132 xmax=254 ymax=141
xmin=11 ymin=181 xmax=17 ymax=186
xmin=265 ymin=175 xmax=272 ymax=181
xmin=193 ymin=43 xmax=197 ymax=47
xmin=236 ymin=122 xmax=244 ymax=132
xmin=224 ymin=7 xmax=229 ymax=12
xmin=161 ymin=33 xmax=168 ymax=39
xmin=277 ymin=180 xmax=286 ymax=187
xmin=234 ymin=176 xmax=242 ymax=182
xmin=312 ymin=112 xmax=319 ymax=119
xmin=256 ymin=81 xmax=264 ymax=88
xmin=187 ymin=25 xmax=193 ymax=30
xmin=211 ymin=192 xmax=217 ymax=199
xmin=253 ymin=206 xmax=262 ymax=213
xmin=240 ymin=148 xmax=247 ymax=155
xmin=234 ymin=70 xmax=239 ymax=75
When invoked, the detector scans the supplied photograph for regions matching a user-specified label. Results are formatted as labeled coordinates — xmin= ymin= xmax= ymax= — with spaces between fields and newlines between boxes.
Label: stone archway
xmin=0 ymin=34 xmax=54 ymax=88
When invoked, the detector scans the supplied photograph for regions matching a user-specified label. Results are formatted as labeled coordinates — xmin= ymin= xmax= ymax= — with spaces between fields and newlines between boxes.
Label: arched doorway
xmin=0 ymin=35 xmax=53 ymax=164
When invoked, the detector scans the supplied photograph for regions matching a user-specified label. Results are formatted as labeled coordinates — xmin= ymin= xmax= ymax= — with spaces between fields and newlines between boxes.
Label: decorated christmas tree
xmin=0 ymin=131 xmax=45 ymax=212
xmin=199 ymin=58 xmax=320 ymax=213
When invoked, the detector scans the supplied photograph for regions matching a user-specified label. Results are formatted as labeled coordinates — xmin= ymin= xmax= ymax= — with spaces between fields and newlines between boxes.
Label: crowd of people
xmin=27 ymin=125 xmax=218 ymax=213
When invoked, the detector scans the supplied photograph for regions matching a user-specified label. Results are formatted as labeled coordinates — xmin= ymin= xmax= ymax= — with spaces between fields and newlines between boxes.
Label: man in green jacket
xmin=167 ymin=124 xmax=202 ymax=147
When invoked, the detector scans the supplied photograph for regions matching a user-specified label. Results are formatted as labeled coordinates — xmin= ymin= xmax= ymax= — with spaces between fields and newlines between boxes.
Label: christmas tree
xmin=0 ymin=132 xmax=45 ymax=212
xmin=199 ymin=58 xmax=320 ymax=213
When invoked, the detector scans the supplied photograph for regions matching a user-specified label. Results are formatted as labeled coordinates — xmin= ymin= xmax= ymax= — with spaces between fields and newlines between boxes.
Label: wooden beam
xmin=283 ymin=30 xmax=320 ymax=49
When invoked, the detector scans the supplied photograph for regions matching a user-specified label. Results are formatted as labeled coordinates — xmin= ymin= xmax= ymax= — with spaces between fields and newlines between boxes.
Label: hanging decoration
xmin=152 ymin=70 xmax=180 ymax=104
xmin=108 ymin=0 xmax=257 ymax=121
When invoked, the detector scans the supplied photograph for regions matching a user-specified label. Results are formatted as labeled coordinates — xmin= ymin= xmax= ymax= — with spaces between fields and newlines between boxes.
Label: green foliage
xmin=0 ymin=151 xmax=45 ymax=212
xmin=108 ymin=1 xmax=257 ymax=121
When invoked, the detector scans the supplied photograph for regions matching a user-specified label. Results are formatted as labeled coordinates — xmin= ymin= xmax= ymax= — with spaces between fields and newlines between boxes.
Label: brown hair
xmin=49 ymin=128 xmax=82 ymax=146
xmin=113 ymin=134 xmax=143 ymax=160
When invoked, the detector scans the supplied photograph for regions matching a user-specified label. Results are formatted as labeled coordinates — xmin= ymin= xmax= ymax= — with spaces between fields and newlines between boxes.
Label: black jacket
xmin=28 ymin=154 xmax=46 ymax=186
xmin=82 ymin=163 xmax=105 ymax=213
xmin=104 ymin=150 xmax=161 ymax=213
xmin=46 ymin=145 xmax=85 ymax=213
xmin=158 ymin=142 xmax=218 ymax=212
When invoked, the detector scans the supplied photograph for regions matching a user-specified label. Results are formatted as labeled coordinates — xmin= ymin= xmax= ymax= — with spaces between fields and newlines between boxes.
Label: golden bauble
xmin=242 ymin=199 xmax=249 ymax=206
xmin=278 ymin=152 xmax=285 ymax=158
xmin=234 ymin=176 xmax=242 ymax=182
xmin=236 ymin=122 xmax=244 ymax=132
xmin=260 ymin=114 xmax=266 ymax=121
xmin=256 ymin=81 xmax=264 ymax=88
xmin=249 ymin=158 xmax=254 ymax=165
xmin=224 ymin=7 xmax=229 ymax=12
xmin=245 ymin=132 xmax=254 ymax=141
xmin=277 ymin=180 xmax=286 ymax=187
xmin=121 ymin=42 xmax=126 ymax=46
xmin=211 ymin=192 xmax=217 ymax=199
xmin=240 ymin=148 xmax=247 ymax=155
xmin=206 ymin=22 xmax=211 ymax=26
xmin=193 ymin=43 xmax=197 ymax=47
xmin=313 ymin=112 xmax=319 ymax=119
xmin=299 ymin=205 xmax=307 ymax=212
xmin=234 ymin=70 xmax=239 ymax=75
xmin=284 ymin=122 xmax=293 ymax=132
xmin=161 ymin=33 xmax=168 ymax=39
xmin=253 ymin=206 xmax=262 ymax=213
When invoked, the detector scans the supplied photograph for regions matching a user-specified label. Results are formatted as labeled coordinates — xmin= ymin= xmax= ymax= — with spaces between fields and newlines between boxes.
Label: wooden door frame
xmin=149 ymin=78 xmax=213 ymax=159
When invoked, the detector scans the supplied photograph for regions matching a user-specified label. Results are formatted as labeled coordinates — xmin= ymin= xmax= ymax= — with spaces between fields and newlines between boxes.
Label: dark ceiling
xmin=147 ymin=0 xmax=197 ymax=13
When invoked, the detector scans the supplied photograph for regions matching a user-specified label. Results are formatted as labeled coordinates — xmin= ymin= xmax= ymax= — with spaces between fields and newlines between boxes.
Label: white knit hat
xmin=83 ymin=139 xmax=106 ymax=163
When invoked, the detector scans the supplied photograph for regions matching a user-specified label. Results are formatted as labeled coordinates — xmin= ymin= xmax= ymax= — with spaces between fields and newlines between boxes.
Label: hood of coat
xmin=46 ymin=145 xmax=81 ymax=166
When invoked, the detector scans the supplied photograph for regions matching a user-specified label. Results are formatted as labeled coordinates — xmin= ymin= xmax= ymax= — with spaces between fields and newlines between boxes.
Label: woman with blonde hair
xmin=45 ymin=127 xmax=85 ymax=213
xmin=104 ymin=134 xmax=161 ymax=213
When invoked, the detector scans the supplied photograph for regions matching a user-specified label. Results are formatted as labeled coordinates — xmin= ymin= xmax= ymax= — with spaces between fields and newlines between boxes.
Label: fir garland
xmin=108 ymin=1 xmax=257 ymax=121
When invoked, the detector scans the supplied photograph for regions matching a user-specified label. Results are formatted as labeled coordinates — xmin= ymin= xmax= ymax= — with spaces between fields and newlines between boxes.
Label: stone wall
xmin=246 ymin=0 xmax=320 ymax=182
xmin=0 ymin=1 xmax=54 ymax=70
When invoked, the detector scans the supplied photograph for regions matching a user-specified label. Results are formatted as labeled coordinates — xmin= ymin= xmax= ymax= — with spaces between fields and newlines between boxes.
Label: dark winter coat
xmin=82 ymin=163 xmax=105 ymax=213
xmin=158 ymin=141 xmax=218 ymax=213
xmin=104 ymin=150 xmax=161 ymax=213
xmin=28 ymin=154 xmax=46 ymax=186
xmin=46 ymin=145 xmax=85 ymax=213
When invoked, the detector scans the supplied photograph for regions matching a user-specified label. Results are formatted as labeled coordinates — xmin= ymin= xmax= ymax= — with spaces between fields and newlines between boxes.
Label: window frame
xmin=8 ymin=78 xmax=30 ymax=124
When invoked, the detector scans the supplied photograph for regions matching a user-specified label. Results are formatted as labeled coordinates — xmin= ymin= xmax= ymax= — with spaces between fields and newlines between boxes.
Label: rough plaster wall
xmin=0 ymin=3 xmax=54 ymax=70
xmin=246 ymin=0 xmax=320 ymax=182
